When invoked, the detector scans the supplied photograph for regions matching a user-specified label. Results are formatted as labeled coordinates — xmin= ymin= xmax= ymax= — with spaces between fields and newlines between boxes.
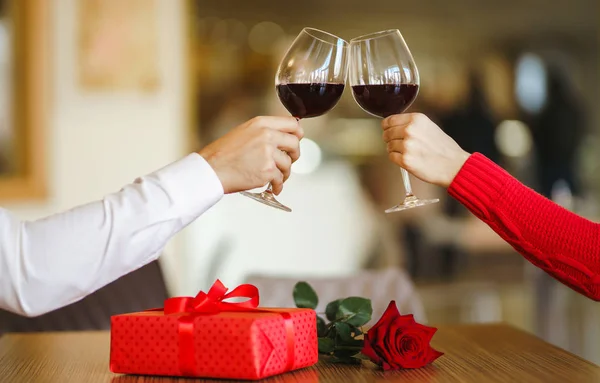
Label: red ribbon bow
xmin=163 ymin=279 xmax=259 ymax=315
xmin=155 ymin=280 xmax=295 ymax=377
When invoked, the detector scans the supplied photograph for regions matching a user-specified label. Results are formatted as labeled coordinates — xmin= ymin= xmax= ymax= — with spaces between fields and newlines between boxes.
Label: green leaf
xmin=333 ymin=345 xmax=363 ymax=352
xmin=325 ymin=322 xmax=337 ymax=339
xmin=293 ymin=282 xmax=318 ymax=309
xmin=338 ymin=297 xmax=372 ymax=327
xmin=333 ymin=348 xmax=362 ymax=359
xmin=318 ymin=338 xmax=335 ymax=354
xmin=330 ymin=356 xmax=363 ymax=365
xmin=317 ymin=316 xmax=327 ymax=337
xmin=335 ymin=322 xmax=353 ymax=342
xmin=325 ymin=299 xmax=342 ymax=322
xmin=344 ymin=339 xmax=365 ymax=348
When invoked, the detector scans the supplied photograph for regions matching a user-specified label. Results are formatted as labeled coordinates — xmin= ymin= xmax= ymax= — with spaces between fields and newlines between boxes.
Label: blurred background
xmin=1 ymin=0 xmax=599 ymax=364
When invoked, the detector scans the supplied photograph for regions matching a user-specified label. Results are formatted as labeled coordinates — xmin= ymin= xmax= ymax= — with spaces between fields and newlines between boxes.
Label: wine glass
xmin=349 ymin=29 xmax=438 ymax=213
xmin=241 ymin=28 xmax=348 ymax=212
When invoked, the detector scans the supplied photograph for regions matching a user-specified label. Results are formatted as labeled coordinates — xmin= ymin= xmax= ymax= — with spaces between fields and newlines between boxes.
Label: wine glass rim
xmin=302 ymin=27 xmax=348 ymax=46
xmin=350 ymin=29 xmax=401 ymax=42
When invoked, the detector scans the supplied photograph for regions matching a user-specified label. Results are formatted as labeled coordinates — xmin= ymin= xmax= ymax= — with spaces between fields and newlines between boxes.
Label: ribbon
xmin=163 ymin=279 xmax=259 ymax=315
xmin=154 ymin=280 xmax=296 ymax=376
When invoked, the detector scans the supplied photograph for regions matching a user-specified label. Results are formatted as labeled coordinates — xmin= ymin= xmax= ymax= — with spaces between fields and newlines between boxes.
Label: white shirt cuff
xmin=150 ymin=153 xmax=224 ymax=220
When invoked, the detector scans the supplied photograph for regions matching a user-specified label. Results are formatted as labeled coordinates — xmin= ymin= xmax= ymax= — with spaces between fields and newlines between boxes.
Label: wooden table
xmin=1 ymin=324 xmax=599 ymax=383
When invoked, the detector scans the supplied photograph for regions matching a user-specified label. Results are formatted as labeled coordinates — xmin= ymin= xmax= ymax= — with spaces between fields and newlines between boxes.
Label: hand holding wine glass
xmin=199 ymin=116 xmax=302 ymax=195
xmin=241 ymin=28 xmax=348 ymax=212
xmin=382 ymin=113 xmax=470 ymax=188
xmin=349 ymin=29 xmax=439 ymax=213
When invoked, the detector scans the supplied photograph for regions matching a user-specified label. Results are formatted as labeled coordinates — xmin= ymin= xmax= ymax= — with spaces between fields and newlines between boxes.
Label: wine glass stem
xmin=401 ymin=168 xmax=414 ymax=198
xmin=265 ymin=184 xmax=274 ymax=194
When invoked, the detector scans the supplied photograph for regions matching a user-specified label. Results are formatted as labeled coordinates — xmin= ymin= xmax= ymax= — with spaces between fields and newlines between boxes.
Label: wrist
xmin=198 ymin=148 xmax=229 ymax=194
xmin=443 ymin=150 xmax=470 ymax=188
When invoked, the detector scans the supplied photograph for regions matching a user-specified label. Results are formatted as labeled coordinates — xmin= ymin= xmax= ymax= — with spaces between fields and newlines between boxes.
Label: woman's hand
xmin=382 ymin=113 xmax=470 ymax=188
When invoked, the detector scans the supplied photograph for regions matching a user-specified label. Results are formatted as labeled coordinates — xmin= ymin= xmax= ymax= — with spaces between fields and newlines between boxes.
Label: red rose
xmin=362 ymin=301 xmax=443 ymax=370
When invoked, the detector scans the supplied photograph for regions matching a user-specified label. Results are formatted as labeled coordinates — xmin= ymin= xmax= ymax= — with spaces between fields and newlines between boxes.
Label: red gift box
xmin=109 ymin=280 xmax=318 ymax=380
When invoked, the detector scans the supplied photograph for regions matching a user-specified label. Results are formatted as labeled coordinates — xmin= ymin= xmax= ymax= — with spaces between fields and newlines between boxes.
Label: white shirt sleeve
xmin=0 ymin=153 xmax=223 ymax=317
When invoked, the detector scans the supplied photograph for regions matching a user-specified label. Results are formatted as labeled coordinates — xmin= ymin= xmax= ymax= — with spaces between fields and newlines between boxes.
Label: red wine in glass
xmin=240 ymin=28 xmax=348 ymax=212
xmin=349 ymin=29 xmax=439 ymax=213
xmin=351 ymin=84 xmax=419 ymax=118
xmin=276 ymin=83 xmax=345 ymax=119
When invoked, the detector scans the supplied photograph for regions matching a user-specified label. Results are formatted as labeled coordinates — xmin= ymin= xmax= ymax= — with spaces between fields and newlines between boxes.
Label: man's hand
xmin=199 ymin=116 xmax=303 ymax=195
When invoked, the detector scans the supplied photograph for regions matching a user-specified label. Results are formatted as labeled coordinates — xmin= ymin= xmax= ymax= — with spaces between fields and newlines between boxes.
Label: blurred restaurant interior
xmin=0 ymin=0 xmax=599 ymax=366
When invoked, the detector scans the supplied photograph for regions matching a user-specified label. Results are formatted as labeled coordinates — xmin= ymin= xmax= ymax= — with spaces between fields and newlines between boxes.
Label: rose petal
xmin=382 ymin=357 xmax=404 ymax=371
xmin=382 ymin=327 xmax=397 ymax=356
xmin=398 ymin=313 xmax=416 ymax=326
xmin=369 ymin=301 xmax=400 ymax=340
xmin=377 ymin=301 xmax=400 ymax=327
xmin=413 ymin=322 xmax=438 ymax=343
xmin=365 ymin=333 xmax=386 ymax=363
xmin=366 ymin=331 xmax=393 ymax=365
xmin=409 ymin=323 xmax=437 ymax=344
xmin=373 ymin=341 xmax=396 ymax=367
xmin=397 ymin=316 xmax=417 ymax=329
xmin=423 ymin=346 xmax=444 ymax=364
xmin=361 ymin=334 xmax=382 ymax=365
xmin=382 ymin=330 xmax=404 ymax=367
xmin=400 ymin=359 xmax=427 ymax=369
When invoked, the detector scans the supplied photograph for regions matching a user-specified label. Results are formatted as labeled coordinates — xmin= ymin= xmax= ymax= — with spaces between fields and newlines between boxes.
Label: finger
xmin=382 ymin=126 xmax=406 ymax=143
xmin=254 ymin=116 xmax=302 ymax=138
xmin=269 ymin=169 xmax=285 ymax=195
xmin=296 ymin=120 xmax=305 ymax=140
xmin=274 ymin=149 xmax=292 ymax=182
xmin=382 ymin=114 xmax=412 ymax=130
xmin=388 ymin=151 xmax=405 ymax=168
xmin=272 ymin=131 xmax=300 ymax=162
xmin=386 ymin=139 xmax=405 ymax=154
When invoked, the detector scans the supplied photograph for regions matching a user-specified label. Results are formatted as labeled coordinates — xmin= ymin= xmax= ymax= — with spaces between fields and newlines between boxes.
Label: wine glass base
xmin=240 ymin=191 xmax=292 ymax=212
xmin=385 ymin=197 xmax=439 ymax=214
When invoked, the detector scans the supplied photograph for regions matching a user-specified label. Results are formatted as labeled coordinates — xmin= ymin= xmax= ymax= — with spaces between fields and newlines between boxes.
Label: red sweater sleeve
xmin=448 ymin=153 xmax=600 ymax=301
